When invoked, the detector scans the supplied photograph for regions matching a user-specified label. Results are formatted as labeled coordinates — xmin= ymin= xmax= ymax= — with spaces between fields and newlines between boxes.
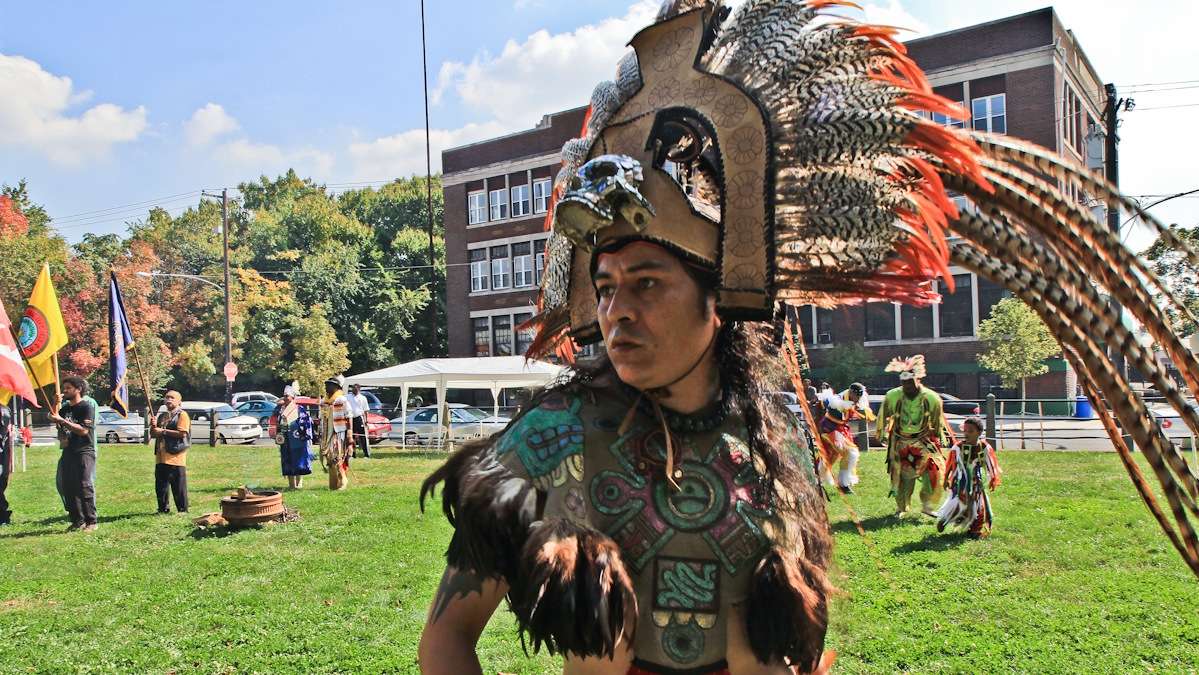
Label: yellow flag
xmin=18 ymin=264 xmax=69 ymax=378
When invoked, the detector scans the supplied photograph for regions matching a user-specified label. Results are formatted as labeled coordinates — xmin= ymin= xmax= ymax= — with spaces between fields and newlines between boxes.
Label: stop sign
xmin=223 ymin=361 xmax=239 ymax=382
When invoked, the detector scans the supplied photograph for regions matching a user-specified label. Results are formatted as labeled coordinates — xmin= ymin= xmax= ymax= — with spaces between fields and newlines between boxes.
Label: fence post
xmin=857 ymin=417 xmax=869 ymax=455
xmin=143 ymin=407 xmax=151 ymax=445
xmin=209 ymin=407 xmax=218 ymax=446
xmin=985 ymin=393 xmax=997 ymax=448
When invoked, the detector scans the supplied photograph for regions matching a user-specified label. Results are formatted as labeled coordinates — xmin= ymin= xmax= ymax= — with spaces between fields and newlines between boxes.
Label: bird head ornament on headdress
xmin=522 ymin=0 xmax=1199 ymax=577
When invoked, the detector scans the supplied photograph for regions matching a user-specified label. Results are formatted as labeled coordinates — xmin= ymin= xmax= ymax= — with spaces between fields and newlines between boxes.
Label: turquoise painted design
xmin=661 ymin=621 xmax=705 ymax=664
xmin=494 ymin=394 xmax=585 ymax=479
xmin=655 ymin=559 xmax=718 ymax=611
xmin=651 ymin=463 xmax=729 ymax=532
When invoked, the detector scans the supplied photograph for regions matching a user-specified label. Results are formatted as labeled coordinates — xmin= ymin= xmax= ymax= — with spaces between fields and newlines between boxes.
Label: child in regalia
xmin=936 ymin=417 xmax=1001 ymax=538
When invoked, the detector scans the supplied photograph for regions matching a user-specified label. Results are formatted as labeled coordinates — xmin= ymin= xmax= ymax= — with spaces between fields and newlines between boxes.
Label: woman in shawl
xmin=272 ymin=383 xmax=313 ymax=489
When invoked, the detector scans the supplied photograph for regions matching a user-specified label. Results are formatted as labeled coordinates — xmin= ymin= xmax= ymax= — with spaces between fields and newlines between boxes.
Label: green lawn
xmin=0 ymin=444 xmax=1196 ymax=674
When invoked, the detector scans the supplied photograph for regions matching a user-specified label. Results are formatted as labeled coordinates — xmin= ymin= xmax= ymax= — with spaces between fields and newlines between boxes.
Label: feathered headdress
xmin=525 ymin=0 xmax=1199 ymax=577
xmin=885 ymin=355 xmax=927 ymax=381
xmin=283 ymin=381 xmax=299 ymax=397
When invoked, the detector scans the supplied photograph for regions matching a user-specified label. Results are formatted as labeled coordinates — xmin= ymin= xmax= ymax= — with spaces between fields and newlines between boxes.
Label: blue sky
xmin=2 ymin=1 xmax=1196 ymax=245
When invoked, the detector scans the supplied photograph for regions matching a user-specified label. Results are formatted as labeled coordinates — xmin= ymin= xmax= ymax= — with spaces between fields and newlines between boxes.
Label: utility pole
xmin=221 ymin=188 xmax=233 ymax=405
xmin=201 ymin=188 xmax=235 ymax=404
xmin=1104 ymin=83 xmax=1133 ymax=380
xmin=420 ymin=0 xmax=440 ymax=355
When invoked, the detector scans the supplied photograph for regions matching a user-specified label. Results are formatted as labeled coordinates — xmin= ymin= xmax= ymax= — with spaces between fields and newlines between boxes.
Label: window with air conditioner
xmin=492 ymin=315 xmax=513 ymax=356
xmin=469 ymin=248 xmax=489 ymax=292
xmin=472 ymin=317 xmax=491 ymax=357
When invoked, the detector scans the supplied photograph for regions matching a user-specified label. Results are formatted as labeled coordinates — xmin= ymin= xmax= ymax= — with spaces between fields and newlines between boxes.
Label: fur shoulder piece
xmin=508 ymin=518 xmax=637 ymax=659
xmin=420 ymin=440 xmax=539 ymax=582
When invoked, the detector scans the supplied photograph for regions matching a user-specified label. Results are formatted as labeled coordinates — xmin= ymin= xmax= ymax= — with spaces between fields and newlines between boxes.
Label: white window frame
xmin=491 ymin=256 xmax=511 ymax=290
xmin=467 ymin=191 xmax=487 ymax=225
xmin=533 ymin=179 xmax=552 ymax=213
xmin=472 ymin=317 xmax=491 ymax=357
xmin=972 ymin=94 xmax=1006 ymax=134
xmin=470 ymin=259 xmax=489 ymax=292
xmin=511 ymin=184 xmax=531 ymax=218
xmin=513 ymin=249 xmax=534 ymax=288
xmin=863 ymin=270 xmax=981 ymax=345
xmin=930 ymin=102 xmax=966 ymax=129
xmin=489 ymin=188 xmax=508 ymax=221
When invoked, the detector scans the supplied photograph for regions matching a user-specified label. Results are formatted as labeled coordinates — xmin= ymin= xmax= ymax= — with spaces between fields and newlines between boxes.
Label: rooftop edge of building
xmin=442 ymin=106 xmax=589 ymax=175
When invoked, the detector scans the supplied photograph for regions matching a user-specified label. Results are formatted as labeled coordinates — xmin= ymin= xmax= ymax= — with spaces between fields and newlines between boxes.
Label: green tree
xmin=0 ymin=182 xmax=69 ymax=316
xmin=286 ymin=305 xmax=351 ymax=394
xmin=176 ymin=342 xmax=217 ymax=388
xmin=824 ymin=343 xmax=875 ymax=390
xmin=1142 ymin=225 xmax=1199 ymax=336
xmin=977 ymin=297 xmax=1060 ymax=400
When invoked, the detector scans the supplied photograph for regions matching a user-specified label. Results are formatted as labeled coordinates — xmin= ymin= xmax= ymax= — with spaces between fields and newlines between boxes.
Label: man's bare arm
xmin=418 ymin=565 xmax=507 ymax=675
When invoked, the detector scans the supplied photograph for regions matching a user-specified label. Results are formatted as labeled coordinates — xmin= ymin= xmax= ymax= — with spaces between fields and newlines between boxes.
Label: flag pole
xmin=51 ymin=353 xmax=61 ymax=401
xmin=131 ymin=343 xmax=155 ymax=417
xmin=4 ymin=322 xmax=52 ymax=411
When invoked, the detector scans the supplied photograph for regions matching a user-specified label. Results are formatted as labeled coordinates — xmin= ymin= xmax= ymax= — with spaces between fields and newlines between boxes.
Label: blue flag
xmin=108 ymin=272 xmax=136 ymax=417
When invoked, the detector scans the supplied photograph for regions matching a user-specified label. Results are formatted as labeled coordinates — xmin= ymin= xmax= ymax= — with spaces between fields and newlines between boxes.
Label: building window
xmin=468 ymin=191 xmax=487 ymax=225
xmin=489 ymin=188 xmax=508 ymax=221
xmin=533 ymin=179 xmax=552 ymax=213
xmin=939 ymin=273 xmax=974 ymax=337
xmin=534 ymin=239 xmax=546 ymax=283
xmin=977 ymin=275 xmax=1011 ymax=323
xmin=900 ymin=304 xmax=933 ymax=340
xmin=492 ymin=315 xmax=513 ymax=356
xmin=515 ymin=312 xmax=534 ymax=355
xmin=469 ymin=248 xmax=489 ymax=292
xmin=473 ymin=318 xmax=491 ymax=356
xmin=490 ymin=245 xmax=510 ymax=290
xmin=927 ymin=104 xmax=966 ymax=129
xmin=864 ymin=302 xmax=896 ymax=342
xmin=796 ymin=305 xmax=833 ymax=345
xmin=972 ymin=94 xmax=1006 ymax=134
xmin=513 ymin=242 xmax=534 ymax=288
xmin=511 ymin=184 xmax=531 ymax=218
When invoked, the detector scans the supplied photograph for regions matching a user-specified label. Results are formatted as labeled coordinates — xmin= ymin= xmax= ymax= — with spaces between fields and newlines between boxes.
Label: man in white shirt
xmin=349 ymin=383 xmax=371 ymax=458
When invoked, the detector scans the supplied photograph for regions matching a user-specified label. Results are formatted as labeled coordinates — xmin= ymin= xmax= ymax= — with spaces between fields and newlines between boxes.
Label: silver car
xmin=389 ymin=404 xmax=510 ymax=445
xmin=97 ymin=407 xmax=146 ymax=443
xmin=175 ymin=402 xmax=263 ymax=444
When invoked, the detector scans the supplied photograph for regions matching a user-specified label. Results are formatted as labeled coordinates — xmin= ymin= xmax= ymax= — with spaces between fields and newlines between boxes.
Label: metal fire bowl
xmin=220 ymin=489 xmax=284 ymax=526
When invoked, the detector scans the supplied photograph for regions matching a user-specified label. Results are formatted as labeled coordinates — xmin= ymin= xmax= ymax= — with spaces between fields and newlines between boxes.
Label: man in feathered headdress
xmin=320 ymin=375 xmax=351 ymax=491
xmin=417 ymin=0 xmax=1199 ymax=671
xmin=877 ymin=355 xmax=947 ymax=517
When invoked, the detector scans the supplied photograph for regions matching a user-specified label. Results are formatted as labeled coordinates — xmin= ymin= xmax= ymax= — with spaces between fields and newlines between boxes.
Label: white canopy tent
xmin=345 ymin=356 xmax=568 ymax=446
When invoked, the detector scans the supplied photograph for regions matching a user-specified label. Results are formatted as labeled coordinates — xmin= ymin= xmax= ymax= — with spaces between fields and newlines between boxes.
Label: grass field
xmin=0 ymin=443 xmax=1196 ymax=674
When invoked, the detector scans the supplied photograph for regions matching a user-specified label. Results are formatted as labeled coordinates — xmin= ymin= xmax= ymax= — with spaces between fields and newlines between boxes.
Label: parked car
xmin=267 ymin=396 xmax=390 ymax=445
xmin=96 ymin=406 xmax=146 ymax=443
xmin=1150 ymin=400 xmax=1199 ymax=449
xmin=231 ymin=391 xmax=279 ymax=406
xmin=389 ymin=404 xmax=511 ymax=445
xmin=863 ymin=392 xmax=980 ymax=417
xmin=179 ymin=402 xmax=263 ymax=444
xmin=235 ymin=400 xmax=277 ymax=428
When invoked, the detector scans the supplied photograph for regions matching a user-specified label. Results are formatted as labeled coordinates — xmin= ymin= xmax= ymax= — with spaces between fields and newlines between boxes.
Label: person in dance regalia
xmin=419 ymin=1 xmax=1199 ymax=672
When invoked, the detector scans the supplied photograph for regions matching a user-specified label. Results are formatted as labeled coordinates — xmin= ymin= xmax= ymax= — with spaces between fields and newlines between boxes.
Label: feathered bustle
xmin=745 ymin=546 xmax=831 ymax=671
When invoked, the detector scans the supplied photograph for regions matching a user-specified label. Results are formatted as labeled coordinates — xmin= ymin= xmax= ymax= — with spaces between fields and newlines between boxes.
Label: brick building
xmin=440 ymin=8 xmax=1105 ymax=402
xmin=442 ymin=106 xmax=588 ymax=360
xmin=801 ymin=7 xmax=1107 ymax=401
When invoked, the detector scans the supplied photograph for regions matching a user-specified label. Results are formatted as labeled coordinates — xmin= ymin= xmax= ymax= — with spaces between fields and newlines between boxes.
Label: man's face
xmin=164 ymin=392 xmax=181 ymax=410
xmin=963 ymin=423 xmax=981 ymax=443
xmin=902 ymin=378 xmax=920 ymax=396
xmin=594 ymin=242 xmax=717 ymax=391
xmin=62 ymin=383 xmax=79 ymax=399
xmin=325 ymin=383 xmax=336 ymax=396
xmin=352 ymin=385 xmax=360 ymax=395
xmin=847 ymin=389 xmax=861 ymax=404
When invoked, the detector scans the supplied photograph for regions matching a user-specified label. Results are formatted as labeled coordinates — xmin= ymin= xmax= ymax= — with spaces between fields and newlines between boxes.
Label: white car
xmin=231 ymin=391 xmax=279 ymax=406
xmin=176 ymin=402 xmax=263 ymax=444
xmin=389 ymin=404 xmax=511 ymax=445
xmin=97 ymin=407 xmax=146 ymax=443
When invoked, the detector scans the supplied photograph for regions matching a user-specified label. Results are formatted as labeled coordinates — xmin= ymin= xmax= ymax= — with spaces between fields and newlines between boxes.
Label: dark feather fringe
xmin=419 ymin=441 xmax=538 ymax=581
xmin=509 ymin=518 xmax=637 ymax=659
xmin=746 ymin=546 xmax=830 ymax=672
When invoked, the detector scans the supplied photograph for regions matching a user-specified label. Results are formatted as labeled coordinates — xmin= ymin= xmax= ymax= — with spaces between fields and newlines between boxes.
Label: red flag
xmin=0 ymin=297 xmax=37 ymax=407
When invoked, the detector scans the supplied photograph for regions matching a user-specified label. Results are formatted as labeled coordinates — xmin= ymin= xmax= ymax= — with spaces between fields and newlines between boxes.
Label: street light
xmin=137 ymin=270 xmax=233 ymax=404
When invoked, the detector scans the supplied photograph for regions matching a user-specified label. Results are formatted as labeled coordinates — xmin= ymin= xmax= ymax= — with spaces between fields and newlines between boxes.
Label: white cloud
xmin=215 ymin=138 xmax=335 ymax=179
xmin=347 ymin=121 xmax=509 ymax=180
xmin=0 ymin=53 xmax=146 ymax=166
xmin=184 ymin=103 xmax=240 ymax=147
xmin=433 ymin=1 xmax=658 ymax=127
xmin=859 ymin=0 xmax=930 ymax=38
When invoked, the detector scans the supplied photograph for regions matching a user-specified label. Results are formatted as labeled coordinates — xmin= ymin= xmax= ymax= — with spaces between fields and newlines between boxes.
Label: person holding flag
xmin=0 ymin=296 xmax=41 ymax=526
xmin=107 ymin=272 xmax=137 ymax=418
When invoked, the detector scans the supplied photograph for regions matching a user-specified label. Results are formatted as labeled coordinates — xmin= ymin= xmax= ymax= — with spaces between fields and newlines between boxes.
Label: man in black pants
xmin=48 ymin=376 xmax=98 ymax=532
xmin=149 ymin=390 xmax=190 ymax=513
xmin=0 ymin=405 xmax=13 ymax=525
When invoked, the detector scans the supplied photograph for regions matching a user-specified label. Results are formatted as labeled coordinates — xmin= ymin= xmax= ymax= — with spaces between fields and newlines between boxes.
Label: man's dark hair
xmin=962 ymin=416 xmax=984 ymax=433
xmin=63 ymin=376 xmax=87 ymax=394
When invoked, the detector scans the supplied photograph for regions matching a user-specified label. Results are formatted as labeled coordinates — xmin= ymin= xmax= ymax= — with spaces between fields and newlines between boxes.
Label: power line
xmin=48 ymin=190 xmax=201 ymax=221
xmin=1132 ymin=103 xmax=1199 ymax=112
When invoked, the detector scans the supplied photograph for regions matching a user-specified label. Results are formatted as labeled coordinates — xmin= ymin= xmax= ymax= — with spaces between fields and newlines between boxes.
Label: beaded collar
xmin=620 ymin=381 xmax=734 ymax=434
